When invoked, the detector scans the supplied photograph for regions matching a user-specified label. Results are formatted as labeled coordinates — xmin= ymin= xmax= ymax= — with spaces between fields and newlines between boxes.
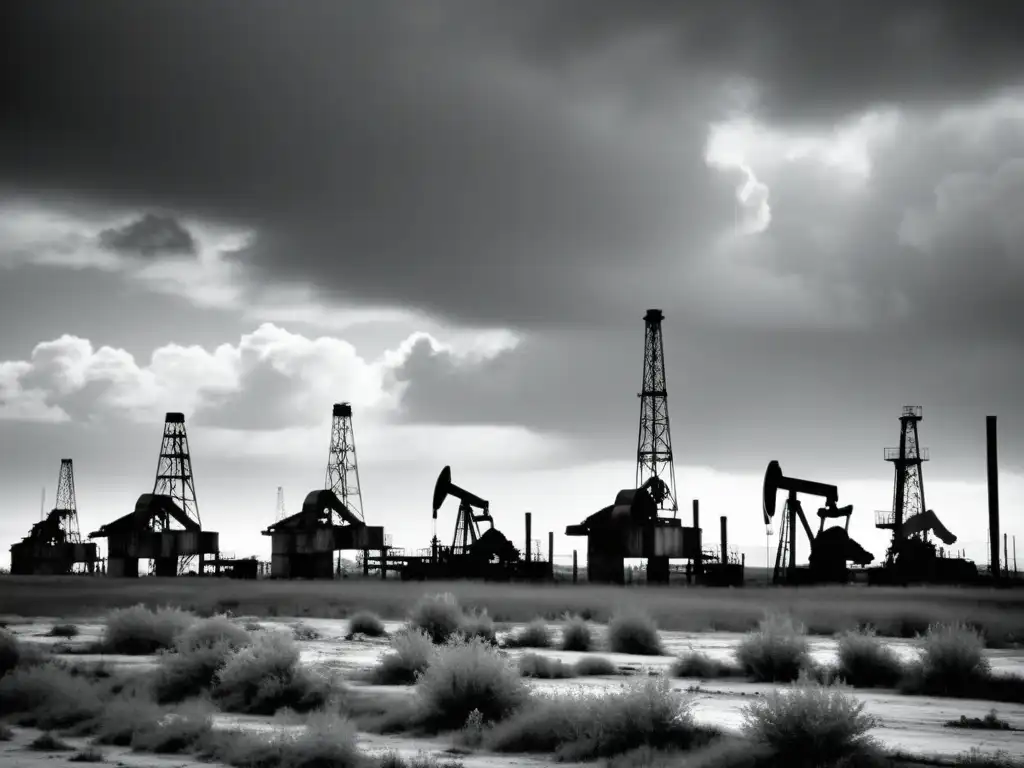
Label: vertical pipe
xmin=720 ymin=515 xmax=728 ymax=565
xmin=987 ymin=416 xmax=1000 ymax=581
xmin=1005 ymin=534 xmax=1009 ymax=581
xmin=1014 ymin=535 xmax=1018 ymax=575
xmin=525 ymin=512 xmax=532 ymax=563
xmin=692 ymin=499 xmax=702 ymax=577
xmin=572 ymin=550 xmax=578 ymax=583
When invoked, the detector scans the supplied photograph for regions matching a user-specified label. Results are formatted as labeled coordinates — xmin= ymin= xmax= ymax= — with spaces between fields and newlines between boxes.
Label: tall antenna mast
xmin=636 ymin=309 xmax=678 ymax=515
xmin=325 ymin=403 xmax=365 ymax=522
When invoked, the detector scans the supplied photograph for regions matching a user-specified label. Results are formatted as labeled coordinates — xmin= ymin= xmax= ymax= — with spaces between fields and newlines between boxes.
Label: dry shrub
xmin=734 ymin=614 xmax=811 ymax=683
xmin=0 ymin=722 xmax=13 ymax=741
xmin=206 ymin=711 xmax=362 ymax=768
xmin=128 ymin=700 xmax=213 ymax=754
xmin=608 ymin=611 xmax=663 ymax=656
xmin=575 ymin=656 xmax=618 ymax=676
xmin=153 ymin=616 xmax=253 ymax=703
xmin=29 ymin=731 xmax=73 ymax=751
xmin=102 ymin=605 xmax=195 ymax=655
xmin=212 ymin=631 xmax=331 ymax=715
xmin=561 ymin=614 xmax=594 ymax=652
xmin=458 ymin=610 xmax=496 ymax=644
xmin=409 ymin=593 xmax=464 ymax=644
xmin=0 ymin=628 xmax=20 ymax=677
xmin=910 ymin=622 xmax=991 ymax=696
xmin=741 ymin=680 xmax=876 ymax=767
xmin=291 ymin=622 xmax=320 ymax=641
xmin=486 ymin=677 xmax=713 ymax=761
xmin=835 ymin=627 xmax=904 ymax=688
xmin=0 ymin=662 xmax=105 ymax=729
xmin=671 ymin=651 xmax=743 ymax=680
xmin=70 ymin=747 xmax=106 ymax=762
xmin=505 ymin=618 xmax=551 ymax=649
xmin=518 ymin=653 xmax=575 ymax=679
xmin=373 ymin=628 xmax=436 ymax=685
xmin=49 ymin=623 xmax=80 ymax=639
xmin=348 ymin=611 xmax=386 ymax=638
xmin=414 ymin=636 xmax=529 ymax=730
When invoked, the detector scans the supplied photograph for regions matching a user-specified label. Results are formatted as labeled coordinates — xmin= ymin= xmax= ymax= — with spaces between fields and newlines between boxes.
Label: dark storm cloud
xmin=98 ymin=213 xmax=197 ymax=258
xmin=4 ymin=1 xmax=1024 ymax=331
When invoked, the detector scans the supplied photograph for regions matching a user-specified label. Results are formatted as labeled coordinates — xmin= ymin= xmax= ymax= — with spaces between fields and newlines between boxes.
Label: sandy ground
xmin=4 ymin=615 xmax=1024 ymax=764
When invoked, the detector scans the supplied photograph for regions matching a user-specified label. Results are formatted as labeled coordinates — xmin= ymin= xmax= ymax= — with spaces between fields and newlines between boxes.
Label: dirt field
xmin=2 ymin=575 xmax=1023 ymax=644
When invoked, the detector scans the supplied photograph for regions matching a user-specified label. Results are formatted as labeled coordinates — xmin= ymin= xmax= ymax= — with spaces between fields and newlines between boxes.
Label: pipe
xmin=987 ymin=416 xmax=1000 ymax=581
xmin=548 ymin=531 xmax=554 ymax=578
xmin=692 ymin=499 xmax=702 ymax=576
xmin=720 ymin=515 xmax=728 ymax=566
xmin=525 ymin=512 xmax=532 ymax=563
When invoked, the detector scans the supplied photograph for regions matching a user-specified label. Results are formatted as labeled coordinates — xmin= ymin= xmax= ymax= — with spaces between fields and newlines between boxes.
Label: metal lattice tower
xmin=877 ymin=406 xmax=930 ymax=561
xmin=275 ymin=486 xmax=286 ymax=522
xmin=54 ymin=458 xmax=81 ymax=544
xmin=636 ymin=309 xmax=678 ymax=514
xmin=152 ymin=412 xmax=201 ymax=530
xmin=325 ymin=403 xmax=364 ymax=523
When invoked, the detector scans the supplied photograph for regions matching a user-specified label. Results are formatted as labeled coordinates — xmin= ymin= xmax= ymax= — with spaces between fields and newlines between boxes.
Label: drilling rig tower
xmin=325 ymin=402 xmax=364 ymax=522
xmin=153 ymin=413 xmax=203 ymax=573
xmin=636 ymin=309 xmax=678 ymax=515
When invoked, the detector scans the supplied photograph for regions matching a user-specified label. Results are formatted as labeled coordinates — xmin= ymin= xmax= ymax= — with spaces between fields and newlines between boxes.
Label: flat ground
xmin=2 ymin=575 xmax=1023 ymax=644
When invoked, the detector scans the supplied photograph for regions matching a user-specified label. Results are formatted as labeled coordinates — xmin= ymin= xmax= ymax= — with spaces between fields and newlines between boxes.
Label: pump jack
xmin=432 ymin=465 xmax=495 ymax=557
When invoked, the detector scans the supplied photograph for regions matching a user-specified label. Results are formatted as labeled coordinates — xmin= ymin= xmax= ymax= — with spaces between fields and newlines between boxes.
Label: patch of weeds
xmin=102 ymin=605 xmax=195 ymax=655
xmin=605 ymin=738 xmax=774 ymax=768
xmin=291 ymin=622 xmax=321 ymax=641
xmin=834 ymin=627 xmax=905 ymax=688
xmin=372 ymin=628 xmax=436 ymax=685
xmin=0 ymin=628 xmax=20 ymax=677
xmin=671 ymin=651 xmax=743 ymax=680
xmin=945 ymin=710 xmax=1015 ymax=731
xmin=955 ymin=749 xmax=1024 ymax=768
xmin=153 ymin=616 xmax=253 ymax=703
xmin=414 ymin=636 xmax=529 ymax=731
xmin=608 ymin=611 xmax=664 ymax=656
xmin=486 ymin=677 xmax=716 ymax=760
xmin=504 ymin=618 xmax=551 ymax=649
xmin=29 ymin=731 xmax=73 ymax=751
xmin=348 ymin=611 xmax=386 ymax=638
xmin=243 ymin=621 xmax=263 ymax=632
xmin=49 ymin=623 xmax=80 ymax=639
xmin=379 ymin=751 xmax=466 ymax=768
xmin=70 ymin=747 xmax=106 ymax=762
xmin=204 ymin=711 xmax=361 ymax=768
xmin=518 ymin=653 xmax=575 ymax=679
xmin=129 ymin=700 xmax=214 ymax=754
xmin=574 ymin=656 xmax=617 ymax=676
xmin=458 ymin=610 xmax=496 ymax=645
xmin=409 ymin=593 xmax=464 ymax=644
xmin=734 ymin=614 xmax=811 ymax=683
xmin=741 ymin=680 xmax=877 ymax=767
xmin=0 ymin=662 xmax=105 ymax=730
xmin=560 ymin=614 xmax=593 ymax=652
xmin=212 ymin=630 xmax=332 ymax=715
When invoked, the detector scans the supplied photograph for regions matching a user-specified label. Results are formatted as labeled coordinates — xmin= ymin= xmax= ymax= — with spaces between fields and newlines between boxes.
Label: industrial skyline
xmin=2 ymin=2 xmax=1023 ymax=570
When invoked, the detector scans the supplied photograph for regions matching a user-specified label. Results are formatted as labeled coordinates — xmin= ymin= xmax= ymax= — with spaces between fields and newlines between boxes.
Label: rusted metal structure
xmin=870 ymin=407 xmax=977 ymax=584
xmin=262 ymin=403 xmax=385 ymax=579
xmin=10 ymin=459 xmax=100 ymax=575
xmin=89 ymin=413 xmax=220 ymax=577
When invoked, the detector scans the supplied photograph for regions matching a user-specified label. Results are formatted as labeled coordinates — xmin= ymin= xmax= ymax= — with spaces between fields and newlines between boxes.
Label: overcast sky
xmin=2 ymin=1 xmax=1023 ymax=570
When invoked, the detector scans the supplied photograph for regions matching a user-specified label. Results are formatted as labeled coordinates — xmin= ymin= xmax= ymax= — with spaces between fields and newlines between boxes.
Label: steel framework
xmin=636 ymin=309 xmax=678 ymax=514
xmin=152 ymin=412 xmax=201 ymax=573
xmin=876 ymin=406 xmax=929 ymax=563
xmin=54 ymin=458 xmax=82 ymax=544
xmin=325 ymin=402 xmax=364 ymax=523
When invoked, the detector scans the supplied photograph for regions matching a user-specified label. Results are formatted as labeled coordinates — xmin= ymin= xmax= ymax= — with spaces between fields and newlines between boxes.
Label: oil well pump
xmin=10 ymin=459 xmax=100 ymax=575
xmin=762 ymin=460 xmax=874 ymax=585
xmin=870 ymin=406 xmax=976 ymax=584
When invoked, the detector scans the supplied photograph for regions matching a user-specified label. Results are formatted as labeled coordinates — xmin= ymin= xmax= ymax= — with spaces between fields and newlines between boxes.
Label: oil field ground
xmin=2 ymin=575 xmax=1023 ymax=645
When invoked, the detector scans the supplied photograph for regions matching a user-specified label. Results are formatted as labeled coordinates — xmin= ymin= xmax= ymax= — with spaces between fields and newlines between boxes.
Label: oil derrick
xmin=876 ymin=406 xmax=929 ymax=565
xmin=152 ymin=412 xmax=201 ymax=573
xmin=636 ymin=309 xmax=678 ymax=515
xmin=54 ymin=459 xmax=82 ymax=545
xmin=325 ymin=403 xmax=364 ymax=522
xmin=275 ymin=486 xmax=286 ymax=522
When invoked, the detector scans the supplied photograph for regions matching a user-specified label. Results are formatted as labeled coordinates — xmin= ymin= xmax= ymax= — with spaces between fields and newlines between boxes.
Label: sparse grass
xmin=409 ymin=593 xmax=464 ymax=644
xmin=102 ymin=604 xmax=195 ymax=655
xmin=291 ymin=622 xmax=320 ymax=641
xmin=49 ymin=623 xmax=80 ymax=638
xmin=212 ymin=631 xmax=332 ymax=715
xmin=373 ymin=628 xmax=436 ymax=685
xmin=608 ymin=611 xmax=664 ymax=656
xmin=518 ymin=653 xmax=575 ymax=679
xmin=835 ymin=627 xmax=905 ymax=688
xmin=348 ymin=611 xmax=386 ymax=638
xmin=4 ymin=577 xmax=1023 ymax=645
xmin=945 ymin=710 xmax=1014 ymax=731
xmin=574 ymin=656 xmax=618 ymax=676
xmin=378 ymin=752 xmax=466 ymax=768
xmin=204 ymin=711 xmax=362 ymax=768
xmin=70 ymin=747 xmax=106 ymax=762
xmin=486 ymin=677 xmax=716 ymax=761
xmin=671 ymin=651 xmax=743 ymax=680
xmin=560 ymin=614 xmax=594 ymax=652
xmin=128 ymin=700 xmax=214 ymax=754
xmin=956 ymin=748 xmax=1024 ymax=768
xmin=741 ymin=680 xmax=877 ymax=767
xmin=0 ymin=628 xmax=20 ymax=677
xmin=734 ymin=614 xmax=811 ymax=683
xmin=504 ymin=618 xmax=551 ymax=649
xmin=414 ymin=636 xmax=529 ymax=730
xmin=0 ymin=662 xmax=106 ymax=730
xmin=153 ymin=616 xmax=254 ymax=703
xmin=29 ymin=731 xmax=74 ymax=751
xmin=458 ymin=610 xmax=496 ymax=645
